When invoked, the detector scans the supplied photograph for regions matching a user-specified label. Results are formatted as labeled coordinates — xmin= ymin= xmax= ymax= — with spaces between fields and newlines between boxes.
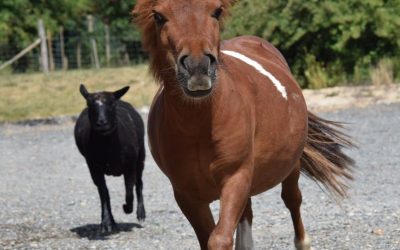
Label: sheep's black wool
xmin=74 ymin=84 xmax=146 ymax=233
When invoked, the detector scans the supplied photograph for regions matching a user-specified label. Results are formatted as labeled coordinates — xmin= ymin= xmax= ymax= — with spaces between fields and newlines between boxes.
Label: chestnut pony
xmin=134 ymin=1 xmax=354 ymax=249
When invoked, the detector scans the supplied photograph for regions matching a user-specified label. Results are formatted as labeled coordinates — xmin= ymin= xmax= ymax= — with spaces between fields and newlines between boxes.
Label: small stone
xmin=30 ymin=242 xmax=38 ymax=247
xmin=372 ymin=228 xmax=384 ymax=236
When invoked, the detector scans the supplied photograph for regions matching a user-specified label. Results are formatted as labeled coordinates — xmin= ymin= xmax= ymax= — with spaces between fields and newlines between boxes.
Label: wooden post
xmin=87 ymin=15 xmax=100 ymax=69
xmin=124 ymin=45 xmax=130 ymax=65
xmin=76 ymin=39 xmax=82 ymax=69
xmin=38 ymin=19 xmax=49 ymax=74
xmin=0 ymin=39 xmax=41 ymax=71
xmin=59 ymin=26 xmax=68 ymax=70
xmin=47 ymin=30 xmax=55 ymax=71
xmin=105 ymin=24 xmax=111 ymax=67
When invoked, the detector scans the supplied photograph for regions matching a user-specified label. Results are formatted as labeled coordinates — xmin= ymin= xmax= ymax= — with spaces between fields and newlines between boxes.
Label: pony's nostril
xmin=179 ymin=55 xmax=189 ymax=70
xmin=206 ymin=53 xmax=217 ymax=65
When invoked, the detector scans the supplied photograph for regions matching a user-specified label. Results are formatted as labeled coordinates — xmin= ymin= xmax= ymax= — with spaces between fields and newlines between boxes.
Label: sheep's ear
xmin=113 ymin=86 xmax=130 ymax=100
xmin=79 ymin=84 xmax=90 ymax=100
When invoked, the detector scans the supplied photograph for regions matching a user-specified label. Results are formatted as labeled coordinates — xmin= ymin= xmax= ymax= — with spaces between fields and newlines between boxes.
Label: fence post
xmin=47 ymin=30 xmax=55 ymax=71
xmin=87 ymin=15 xmax=100 ymax=69
xmin=59 ymin=26 xmax=68 ymax=70
xmin=124 ymin=45 xmax=130 ymax=65
xmin=76 ymin=39 xmax=82 ymax=69
xmin=38 ymin=19 xmax=49 ymax=74
xmin=105 ymin=24 xmax=111 ymax=67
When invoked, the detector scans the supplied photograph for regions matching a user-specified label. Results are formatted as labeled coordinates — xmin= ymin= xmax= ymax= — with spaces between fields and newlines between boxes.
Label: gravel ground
xmin=0 ymin=103 xmax=399 ymax=250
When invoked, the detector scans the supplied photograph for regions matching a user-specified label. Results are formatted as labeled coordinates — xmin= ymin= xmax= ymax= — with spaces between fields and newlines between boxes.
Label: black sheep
xmin=74 ymin=84 xmax=146 ymax=233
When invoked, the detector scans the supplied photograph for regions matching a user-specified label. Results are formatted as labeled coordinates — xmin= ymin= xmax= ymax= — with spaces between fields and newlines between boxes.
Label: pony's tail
xmin=300 ymin=112 xmax=355 ymax=199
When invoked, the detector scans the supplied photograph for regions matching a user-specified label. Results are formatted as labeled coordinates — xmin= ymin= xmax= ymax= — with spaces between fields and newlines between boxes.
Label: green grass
xmin=0 ymin=65 xmax=159 ymax=122
xmin=1 ymin=62 xmax=397 ymax=122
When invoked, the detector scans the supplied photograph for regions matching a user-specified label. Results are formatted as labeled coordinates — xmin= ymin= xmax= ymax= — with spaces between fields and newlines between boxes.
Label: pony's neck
xmin=161 ymin=90 xmax=214 ymax=136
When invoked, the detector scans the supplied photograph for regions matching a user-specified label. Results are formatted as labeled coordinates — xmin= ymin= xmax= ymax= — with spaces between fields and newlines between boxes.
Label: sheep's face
xmin=79 ymin=84 xmax=130 ymax=135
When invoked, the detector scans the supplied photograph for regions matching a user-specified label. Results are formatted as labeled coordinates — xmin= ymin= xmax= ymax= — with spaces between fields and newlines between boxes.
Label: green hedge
xmin=1 ymin=1 xmax=399 ymax=87
xmin=223 ymin=0 xmax=400 ymax=87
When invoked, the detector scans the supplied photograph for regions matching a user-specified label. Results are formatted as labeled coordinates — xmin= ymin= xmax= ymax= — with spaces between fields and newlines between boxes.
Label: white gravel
xmin=0 ymin=103 xmax=399 ymax=250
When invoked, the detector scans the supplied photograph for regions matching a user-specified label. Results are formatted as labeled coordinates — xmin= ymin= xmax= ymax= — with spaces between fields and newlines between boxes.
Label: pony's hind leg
xmin=281 ymin=163 xmax=312 ymax=250
xmin=235 ymin=198 xmax=254 ymax=250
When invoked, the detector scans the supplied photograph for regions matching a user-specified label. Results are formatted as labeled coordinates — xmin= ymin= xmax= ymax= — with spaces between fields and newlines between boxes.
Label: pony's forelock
xmin=133 ymin=0 xmax=165 ymax=82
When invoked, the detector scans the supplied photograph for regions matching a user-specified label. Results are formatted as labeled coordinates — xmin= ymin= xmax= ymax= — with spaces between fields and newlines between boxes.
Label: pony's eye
xmin=212 ymin=7 xmax=223 ymax=20
xmin=153 ymin=11 xmax=167 ymax=25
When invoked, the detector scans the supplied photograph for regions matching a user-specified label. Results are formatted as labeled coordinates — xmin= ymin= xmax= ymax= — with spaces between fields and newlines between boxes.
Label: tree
xmin=224 ymin=0 xmax=400 ymax=86
xmin=91 ymin=0 xmax=139 ymax=41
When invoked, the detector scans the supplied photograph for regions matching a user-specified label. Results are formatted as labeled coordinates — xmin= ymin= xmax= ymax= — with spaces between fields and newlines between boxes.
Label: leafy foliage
xmin=224 ymin=0 xmax=400 ymax=87
xmin=0 ymin=0 xmax=399 ymax=85
xmin=0 ymin=0 xmax=141 ymax=72
xmin=0 ymin=0 xmax=91 ymax=46
xmin=91 ymin=0 xmax=140 ymax=41
xmin=0 ymin=0 xmax=137 ymax=47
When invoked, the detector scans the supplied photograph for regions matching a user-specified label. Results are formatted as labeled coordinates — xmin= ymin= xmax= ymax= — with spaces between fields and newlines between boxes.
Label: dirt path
xmin=0 ymin=100 xmax=399 ymax=249
xmin=303 ymin=84 xmax=400 ymax=112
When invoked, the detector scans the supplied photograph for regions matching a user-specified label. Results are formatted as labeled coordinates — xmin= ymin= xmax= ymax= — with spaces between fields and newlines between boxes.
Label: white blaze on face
xmin=95 ymin=100 xmax=104 ymax=106
xmin=221 ymin=50 xmax=288 ymax=100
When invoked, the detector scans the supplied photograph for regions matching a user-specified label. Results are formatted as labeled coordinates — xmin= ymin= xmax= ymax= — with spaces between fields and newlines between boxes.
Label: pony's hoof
xmin=294 ymin=233 xmax=312 ymax=250
xmin=123 ymin=204 xmax=133 ymax=214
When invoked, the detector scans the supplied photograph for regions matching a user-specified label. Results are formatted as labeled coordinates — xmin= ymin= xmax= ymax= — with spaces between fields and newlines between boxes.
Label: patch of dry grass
xmin=0 ymin=65 xmax=159 ymax=122
xmin=370 ymin=59 xmax=394 ymax=86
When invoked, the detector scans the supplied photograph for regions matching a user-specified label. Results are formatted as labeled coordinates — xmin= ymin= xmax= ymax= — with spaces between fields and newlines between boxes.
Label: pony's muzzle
xmin=187 ymin=74 xmax=212 ymax=91
xmin=177 ymin=54 xmax=217 ymax=97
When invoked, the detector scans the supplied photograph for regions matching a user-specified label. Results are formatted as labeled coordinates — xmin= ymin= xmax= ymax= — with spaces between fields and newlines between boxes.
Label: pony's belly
xmin=250 ymin=135 xmax=306 ymax=195
xmin=250 ymin=160 xmax=295 ymax=195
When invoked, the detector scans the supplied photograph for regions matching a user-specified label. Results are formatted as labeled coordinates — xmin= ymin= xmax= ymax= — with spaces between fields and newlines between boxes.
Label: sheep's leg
xmin=135 ymin=158 xmax=146 ymax=222
xmin=123 ymin=171 xmax=134 ymax=214
xmin=89 ymin=167 xmax=117 ymax=233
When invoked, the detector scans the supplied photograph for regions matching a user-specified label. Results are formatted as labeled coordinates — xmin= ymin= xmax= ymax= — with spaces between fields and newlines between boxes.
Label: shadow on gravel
xmin=70 ymin=223 xmax=142 ymax=240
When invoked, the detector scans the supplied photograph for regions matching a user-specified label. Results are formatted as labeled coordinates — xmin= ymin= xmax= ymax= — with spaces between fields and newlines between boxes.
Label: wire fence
xmin=0 ymin=43 xmax=41 ymax=73
xmin=47 ymin=34 xmax=147 ymax=70
xmin=0 ymin=17 xmax=147 ymax=74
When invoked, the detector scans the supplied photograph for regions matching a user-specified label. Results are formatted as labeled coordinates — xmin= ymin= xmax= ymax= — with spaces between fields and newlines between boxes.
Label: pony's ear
xmin=222 ymin=0 xmax=236 ymax=7
xmin=113 ymin=86 xmax=130 ymax=100
xmin=219 ymin=0 xmax=236 ymax=22
xmin=79 ymin=84 xmax=90 ymax=100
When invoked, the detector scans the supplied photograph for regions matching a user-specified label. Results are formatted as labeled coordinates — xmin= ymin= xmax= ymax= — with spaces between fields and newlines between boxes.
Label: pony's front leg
xmin=208 ymin=169 xmax=252 ymax=250
xmin=174 ymin=190 xmax=215 ymax=250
